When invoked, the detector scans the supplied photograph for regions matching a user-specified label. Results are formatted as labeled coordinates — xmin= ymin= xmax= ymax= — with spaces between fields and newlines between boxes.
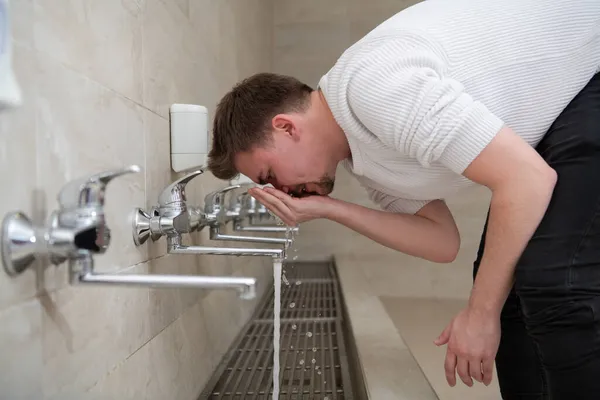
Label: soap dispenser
xmin=170 ymin=104 xmax=208 ymax=172
xmin=0 ymin=0 xmax=22 ymax=112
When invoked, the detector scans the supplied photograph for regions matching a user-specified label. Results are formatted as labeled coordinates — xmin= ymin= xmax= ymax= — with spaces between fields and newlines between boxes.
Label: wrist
xmin=319 ymin=196 xmax=346 ymax=220
xmin=468 ymin=290 xmax=503 ymax=318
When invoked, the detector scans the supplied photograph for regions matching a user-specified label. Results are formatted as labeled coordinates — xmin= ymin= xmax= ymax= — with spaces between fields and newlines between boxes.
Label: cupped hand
xmin=434 ymin=307 xmax=500 ymax=388
xmin=247 ymin=186 xmax=337 ymax=226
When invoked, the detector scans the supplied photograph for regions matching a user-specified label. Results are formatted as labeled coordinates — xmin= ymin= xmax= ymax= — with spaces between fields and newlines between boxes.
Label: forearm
xmin=323 ymin=199 xmax=460 ymax=263
xmin=469 ymin=169 xmax=557 ymax=314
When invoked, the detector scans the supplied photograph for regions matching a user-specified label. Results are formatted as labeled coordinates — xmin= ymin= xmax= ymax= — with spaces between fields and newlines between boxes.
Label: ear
xmin=272 ymin=114 xmax=298 ymax=140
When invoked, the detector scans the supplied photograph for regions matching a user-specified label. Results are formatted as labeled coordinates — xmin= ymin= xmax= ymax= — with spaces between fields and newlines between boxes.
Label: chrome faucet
xmin=203 ymin=185 xmax=293 ymax=244
xmin=132 ymin=170 xmax=288 ymax=258
xmin=132 ymin=170 xmax=205 ymax=245
xmin=132 ymin=170 xmax=291 ymax=248
xmin=1 ymin=166 xmax=257 ymax=299
xmin=229 ymin=192 xmax=299 ymax=234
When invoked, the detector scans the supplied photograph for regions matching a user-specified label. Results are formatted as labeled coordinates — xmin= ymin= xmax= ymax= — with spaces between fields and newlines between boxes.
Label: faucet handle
xmin=57 ymin=165 xmax=141 ymax=210
xmin=158 ymin=169 xmax=204 ymax=208
xmin=204 ymin=184 xmax=241 ymax=213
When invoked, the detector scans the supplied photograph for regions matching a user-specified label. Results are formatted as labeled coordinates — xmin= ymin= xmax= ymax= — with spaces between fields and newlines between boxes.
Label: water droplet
xmin=293 ymin=256 xmax=298 ymax=260
xmin=289 ymin=302 xmax=295 ymax=308
xmin=312 ymin=347 xmax=317 ymax=352
xmin=306 ymin=332 xmax=313 ymax=338
xmin=317 ymin=370 xmax=322 ymax=375
xmin=295 ymin=281 xmax=301 ymax=286
xmin=324 ymin=396 xmax=328 ymax=400
xmin=299 ymin=359 xmax=305 ymax=365
xmin=282 ymin=275 xmax=290 ymax=286
xmin=290 ymin=345 xmax=294 ymax=349
xmin=311 ymin=359 xmax=316 ymax=364
xmin=292 ymin=324 xmax=297 ymax=330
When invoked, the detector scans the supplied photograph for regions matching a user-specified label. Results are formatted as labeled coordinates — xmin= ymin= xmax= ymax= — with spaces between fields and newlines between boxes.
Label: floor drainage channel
xmin=199 ymin=261 xmax=356 ymax=399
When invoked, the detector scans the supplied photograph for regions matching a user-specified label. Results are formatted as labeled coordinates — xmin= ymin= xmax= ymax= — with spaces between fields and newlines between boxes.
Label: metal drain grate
xmin=199 ymin=261 xmax=354 ymax=400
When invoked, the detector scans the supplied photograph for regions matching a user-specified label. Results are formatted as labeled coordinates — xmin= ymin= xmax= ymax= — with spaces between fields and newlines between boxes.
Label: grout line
xmin=32 ymin=47 xmax=165 ymax=119
xmin=85 ymin=292 xmax=204 ymax=393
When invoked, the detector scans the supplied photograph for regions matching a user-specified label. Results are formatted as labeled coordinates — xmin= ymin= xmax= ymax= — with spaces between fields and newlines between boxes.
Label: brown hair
xmin=208 ymin=72 xmax=313 ymax=180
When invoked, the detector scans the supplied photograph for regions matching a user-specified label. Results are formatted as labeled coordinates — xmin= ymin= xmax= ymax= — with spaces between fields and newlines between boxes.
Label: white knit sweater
xmin=318 ymin=0 xmax=600 ymax=215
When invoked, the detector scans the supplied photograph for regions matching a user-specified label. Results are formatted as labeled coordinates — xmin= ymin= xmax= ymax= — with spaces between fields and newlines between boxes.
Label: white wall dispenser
xmin=0 ymin=0 xmax=22 ymax=112
xmin=170 ymin=103 xmax=208 ymax=172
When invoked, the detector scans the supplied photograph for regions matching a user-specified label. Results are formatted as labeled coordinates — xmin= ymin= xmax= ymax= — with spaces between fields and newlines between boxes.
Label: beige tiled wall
xmin=273 ymin=0 xmax=492 ymax=300
xmin=0 ymin=0 xmax=274 ymax=399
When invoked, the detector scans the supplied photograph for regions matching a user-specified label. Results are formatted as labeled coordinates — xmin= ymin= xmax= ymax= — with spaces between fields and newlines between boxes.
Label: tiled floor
xmin=380 ymin=296 xmax=502 ymax=400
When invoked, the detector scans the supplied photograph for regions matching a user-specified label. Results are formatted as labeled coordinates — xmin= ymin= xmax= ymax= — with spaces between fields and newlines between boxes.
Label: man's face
xmin=234 ymin=124 xmax=337 ymax=197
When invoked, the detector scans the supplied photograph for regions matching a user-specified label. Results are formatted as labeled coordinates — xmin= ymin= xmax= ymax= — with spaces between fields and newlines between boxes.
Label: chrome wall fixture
xmin=227 ymin=191 xmax=299 ymax=234
xmin=0 ymin=166 xmax=257 ymax=300
xmin=132 ymin=169 xmax=292 ymax=256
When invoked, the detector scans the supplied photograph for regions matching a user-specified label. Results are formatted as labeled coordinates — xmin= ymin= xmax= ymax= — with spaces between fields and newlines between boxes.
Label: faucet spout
xmin=69 ymin=255 xmax=257 ymax=299
xmin=209 ymin=225 xmax=291 ymax=245
xmin=77 ymin=272 xmax=257 ymax=300
xmin=167 ymin=236 xmax=285 ymax=259
xmin=233 ymin=220 xmax=298 ymax=233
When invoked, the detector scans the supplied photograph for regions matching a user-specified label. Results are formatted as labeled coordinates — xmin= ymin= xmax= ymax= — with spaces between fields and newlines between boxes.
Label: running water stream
xmin=272 ymin=259 xmax=282 ymax=399
xmin=272 ymin=222 xmax=297 ymax=399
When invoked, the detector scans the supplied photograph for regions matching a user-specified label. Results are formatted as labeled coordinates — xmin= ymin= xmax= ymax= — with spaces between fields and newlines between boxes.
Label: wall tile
xmin=189 ymin=0 xmax=222 ymax=121
xmin=88 ymin=300 xmax=212 ymax=400
xmin=215 ymin=0 xmax=240 ymax=96
xmin=272 ymin=53 xmax=331 ymax=87
xmin=33 ymin=51 xmax=147 ymax=274
xmin=146 ymin=254 xmax=206 ymax=334
xmin=0 ymin=44 xmax=40 ymax=310
xmin=348 ymin=0 xmax=423 ymax=42
xmin=189 ymin=0 xmax=220 ymax=74
xmin=274 ymin=22 xmax=350 ymax=62
xmin=33 ymin=0 xmax=144 ymax=103
xmin=143 ymin=0 xmax=218 ymax=119
xmin=348 ymin=0 xmax=420 ymax=22
xmin=0 ymin=299 xmax=43 ymax=400
xmin=234 ymin=0 xmax=273 ymax=78
xmin=42 ymin=281 xmax=150 ymax=397
xmin=11 ymin=0 xmax=34 ymax=47
xmin=275 ymin=0 xmax=346 ymax=25
xmin=274 ymin=21 xmax=350 ymax=85
xmin=200 ymin=288 xmax=243 ymax=363
xmin=163 ymin=0 xmax=190 ymax=19
xmin=142 ymin=110 xmax=171 ymax=209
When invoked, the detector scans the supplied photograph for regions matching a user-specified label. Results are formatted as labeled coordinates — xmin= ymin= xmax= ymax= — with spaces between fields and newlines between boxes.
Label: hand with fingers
xmin=434 ymin=307 xmax=500 ymax=388
xmin=247 ymin=186 xmax=338 ymax=227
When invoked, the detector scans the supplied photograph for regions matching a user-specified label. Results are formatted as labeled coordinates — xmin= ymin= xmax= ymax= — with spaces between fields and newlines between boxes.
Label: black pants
xmin=473 ymin=72 xmax=600 ymax=400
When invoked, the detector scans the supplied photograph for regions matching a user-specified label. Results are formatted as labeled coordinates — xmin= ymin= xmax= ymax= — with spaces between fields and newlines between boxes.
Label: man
xmin=208 ymin=0 xmax=600 ymax=397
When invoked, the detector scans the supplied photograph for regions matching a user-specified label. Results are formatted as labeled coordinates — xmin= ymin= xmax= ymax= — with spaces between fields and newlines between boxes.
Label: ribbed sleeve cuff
xmin=439 ymin=100 xmax=505 ymax=175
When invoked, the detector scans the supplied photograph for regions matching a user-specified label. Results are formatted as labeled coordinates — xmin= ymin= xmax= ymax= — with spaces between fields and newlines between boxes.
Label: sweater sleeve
xmin=346 ymin=36 xmax=505 ymax=175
